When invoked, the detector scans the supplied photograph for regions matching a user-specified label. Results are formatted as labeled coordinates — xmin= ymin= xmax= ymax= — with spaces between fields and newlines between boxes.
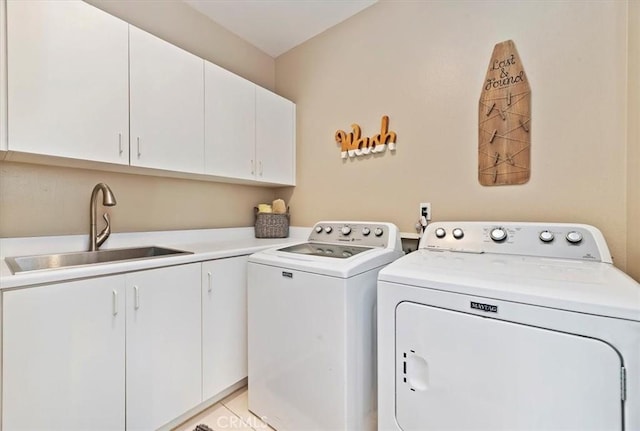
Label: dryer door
xmin=395 ymin=302 xmax=623 ymax=431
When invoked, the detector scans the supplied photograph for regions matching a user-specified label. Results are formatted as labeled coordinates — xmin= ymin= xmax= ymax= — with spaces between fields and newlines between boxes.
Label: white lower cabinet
xmin=2 ymin=257 xmax=251 ymax=430
xmin=202 ymin=256 xmax=249 ymax=400
xmin=126 ymin=263 xmax=202 ymax=431
xmin=2 ymin=275 xmax=127 ymax=431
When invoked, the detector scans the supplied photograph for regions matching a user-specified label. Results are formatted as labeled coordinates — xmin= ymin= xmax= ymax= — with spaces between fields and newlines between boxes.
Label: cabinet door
xmin=204 ymin=62 xmax=256 ymax=180
xmin=255 ymin=87 xmax=296 ymax=185
xmin=2 ymin=276 xmax=126 ymax=431
xmin=130 ymin=26 xmax=204 ymax=174
xmin=126 ymin=263 xmax=202 ymax=430
xmin=202 ymin=256 xmax=249 ymax=400
xmin=7 ymin=0 xmax=129 ymax=164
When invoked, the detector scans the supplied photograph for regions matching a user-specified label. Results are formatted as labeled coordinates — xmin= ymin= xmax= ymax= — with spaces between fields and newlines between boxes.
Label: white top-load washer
xmin=248 ymin=221 xmax=403 ymax=431
xmin=378 ymin=221 xmax=640 ymax=431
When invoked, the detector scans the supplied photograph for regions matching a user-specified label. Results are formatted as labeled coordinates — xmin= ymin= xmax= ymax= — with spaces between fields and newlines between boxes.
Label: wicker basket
xmin=254 ymin=207 xmax=290 ymax=238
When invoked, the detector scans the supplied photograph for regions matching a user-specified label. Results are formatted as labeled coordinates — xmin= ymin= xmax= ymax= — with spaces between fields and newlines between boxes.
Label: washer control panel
xmin=421 ymin=222 xmax=611 ymax=262
xmin=308 ymin=222 xmax=397 ymax=248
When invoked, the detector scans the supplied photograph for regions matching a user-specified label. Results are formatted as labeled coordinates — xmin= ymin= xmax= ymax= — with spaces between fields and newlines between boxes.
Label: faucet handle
xmin=96 ymin=213 xmax=112 ymax=248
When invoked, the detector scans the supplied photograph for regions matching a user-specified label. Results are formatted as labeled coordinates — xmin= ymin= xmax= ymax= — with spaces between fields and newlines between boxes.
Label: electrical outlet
xmin=420 ymin=203 xmax=431 ymax=221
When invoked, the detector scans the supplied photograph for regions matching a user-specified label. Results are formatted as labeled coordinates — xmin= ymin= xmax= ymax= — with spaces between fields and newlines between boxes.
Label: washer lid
xmin=250 ymin=244 xmax=403 ymax=278
xmin=378 ymin=249 xmax=640 ymax=321
xmin=278 ymin=242 xmax=373 ymax=259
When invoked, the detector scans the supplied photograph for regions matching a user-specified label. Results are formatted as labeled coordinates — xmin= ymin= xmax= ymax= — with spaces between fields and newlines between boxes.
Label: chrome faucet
xmin=89 ymin=183 xmax=117 ymax=251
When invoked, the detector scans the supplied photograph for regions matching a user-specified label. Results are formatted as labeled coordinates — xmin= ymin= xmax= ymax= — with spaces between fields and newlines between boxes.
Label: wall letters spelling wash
xmin=335 ymin=116 xmax=397 ymax=159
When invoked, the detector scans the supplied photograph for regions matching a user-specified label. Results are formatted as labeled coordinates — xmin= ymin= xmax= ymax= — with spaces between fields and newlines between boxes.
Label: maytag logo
xmin=470 ymin=301 xmax=498 ymax=313
xmin=282 ymin=271 xmax=293 ymax=278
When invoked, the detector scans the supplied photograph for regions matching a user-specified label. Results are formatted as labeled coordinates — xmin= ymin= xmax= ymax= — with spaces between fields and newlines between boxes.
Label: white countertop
xmin=0 ymin=227 xmax=310 ymax=290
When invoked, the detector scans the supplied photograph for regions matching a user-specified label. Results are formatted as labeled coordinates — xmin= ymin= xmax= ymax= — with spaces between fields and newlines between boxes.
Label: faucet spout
xmin=96 ymin=213 xmax=112 ymax=249
xmin=89 ymin=183 xmax=117 ymax=251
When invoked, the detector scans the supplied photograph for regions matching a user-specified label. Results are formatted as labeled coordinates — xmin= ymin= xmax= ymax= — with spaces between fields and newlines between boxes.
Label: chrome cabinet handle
xmin=112 ymin=290 xmax=118 ymax=316
xmin=118 ymin=133 xmax=123 ymax=155
xmin=250 ymin=159 xmax=254 ymax=175
xmin=207 ymin=271 xmax=213 ymax=292
xmin=259 ymin=161 xmax=263 ymax=176
xmin=134 ymin=285 xmax=140 ymax=309
xmin=137 ymin=137 xmax=141 ymax=158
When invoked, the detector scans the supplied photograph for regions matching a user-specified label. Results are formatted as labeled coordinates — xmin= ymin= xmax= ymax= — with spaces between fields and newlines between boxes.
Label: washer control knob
xmin=374 ymin=227 xmax=384 ymax=237
xmin=362 ymin=227 xmax=371 ymax=236
xmin=341 ymin=226 xmax=352 ymax=235
xmin=315 ymin=226 xmax=323 ymax=234
xmin=435 ymin=228 xmax=446 ymax=238
xmin=324 ymin=226 xmax=333 ymax=234
xmin=490 ymin=227 xmax=507 ymax=242
xmin=452 ymin=228 xmax=464 ymax=239
xmin=566 ymin=231 xmax=583 ymax=244
xmin=539 ymin=230 xmax=555 ymax=243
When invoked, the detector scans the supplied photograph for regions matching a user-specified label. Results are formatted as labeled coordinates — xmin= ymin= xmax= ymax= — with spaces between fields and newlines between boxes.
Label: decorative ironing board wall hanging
xmin=478 ymin=40 xmax=531 ymax=185
xmin=335 ymin=115 xmax=397 ymax=159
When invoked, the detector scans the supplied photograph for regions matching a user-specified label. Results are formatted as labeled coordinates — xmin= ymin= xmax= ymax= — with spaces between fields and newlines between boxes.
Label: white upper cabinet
xmin=129 ymin=26 xmax=205 ymax=174
xmin=6 ymin=0 xmax=129 ymax=164
xmin=204 ymin=63 xmax=296 ymax=185
xmin=205 ymin=62 xmax=296 ymax=185
xmin=204 ymin=61 xmax=256 ymax=180
xmin=256 ymin=87 xmax=296 ymax=185
xmin=4 ymin=1 xmax=295 ymax=184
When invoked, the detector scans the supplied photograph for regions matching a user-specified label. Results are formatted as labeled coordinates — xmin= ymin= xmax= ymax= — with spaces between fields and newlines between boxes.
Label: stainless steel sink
xmin=5 ymin=246 xmax=193 ymax=274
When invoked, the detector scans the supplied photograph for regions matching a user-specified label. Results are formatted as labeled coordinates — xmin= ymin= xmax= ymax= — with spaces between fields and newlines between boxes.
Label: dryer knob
xmin=324 ymin=226 xmax=333 ymax=234
xmin=315 ymin=226 xmax=323 ymax=234
xmin=490 ymin=227 xmax=507 ymax=242
xmin=362 ymin=227 xmax=371 ymax=236
xmin=341 ymin=226 xmax=352 ymax=235
xmin=566 ymin=231 xmax=583 ymax=244
xmin=539 ymin=230 xmax=555 ymax=243
xmin=452 ymin=228 xmax=464 ymax=239
xmin=435 ymin=228 xmax=446 ymax=238
xmin=374 ymin=227 xmax=384 ymax=237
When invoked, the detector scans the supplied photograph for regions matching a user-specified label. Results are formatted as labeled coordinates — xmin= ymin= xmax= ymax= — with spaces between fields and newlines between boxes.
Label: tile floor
xmin=173 ymin=387 xmax=274 ymax=431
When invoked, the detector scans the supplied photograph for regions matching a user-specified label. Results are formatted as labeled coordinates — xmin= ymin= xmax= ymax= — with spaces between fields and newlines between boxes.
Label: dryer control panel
xmin=308 ymin=221 xmax=401 ymax=250
xmin=421 ymin=222 xmax=611 ymax=263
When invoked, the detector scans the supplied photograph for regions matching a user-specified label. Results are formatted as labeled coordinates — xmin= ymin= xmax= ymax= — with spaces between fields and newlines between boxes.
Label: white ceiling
xmin=183 ymin=0 xmax=377 ymax=58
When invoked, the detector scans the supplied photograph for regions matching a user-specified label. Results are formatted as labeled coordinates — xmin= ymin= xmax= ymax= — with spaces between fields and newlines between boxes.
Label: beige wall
xmin=0 ymin=162 xmax=276 ymax=237
xmin=1 ymin=0 xmax=636 ymax=277
xmin=276 ymin=0 xmax=631 ymax=271
xmin=0 ymin=0 xmax=277 ymax=238
xmin=628 ymin=0 xmax=640 ymax=281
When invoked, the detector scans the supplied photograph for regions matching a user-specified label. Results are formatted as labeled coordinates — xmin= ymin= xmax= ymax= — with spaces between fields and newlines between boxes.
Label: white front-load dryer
xmin=248 ymin=221 xmax=403 ymax=431
xmin=378 ymin=222 xmax=640 ymax=431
